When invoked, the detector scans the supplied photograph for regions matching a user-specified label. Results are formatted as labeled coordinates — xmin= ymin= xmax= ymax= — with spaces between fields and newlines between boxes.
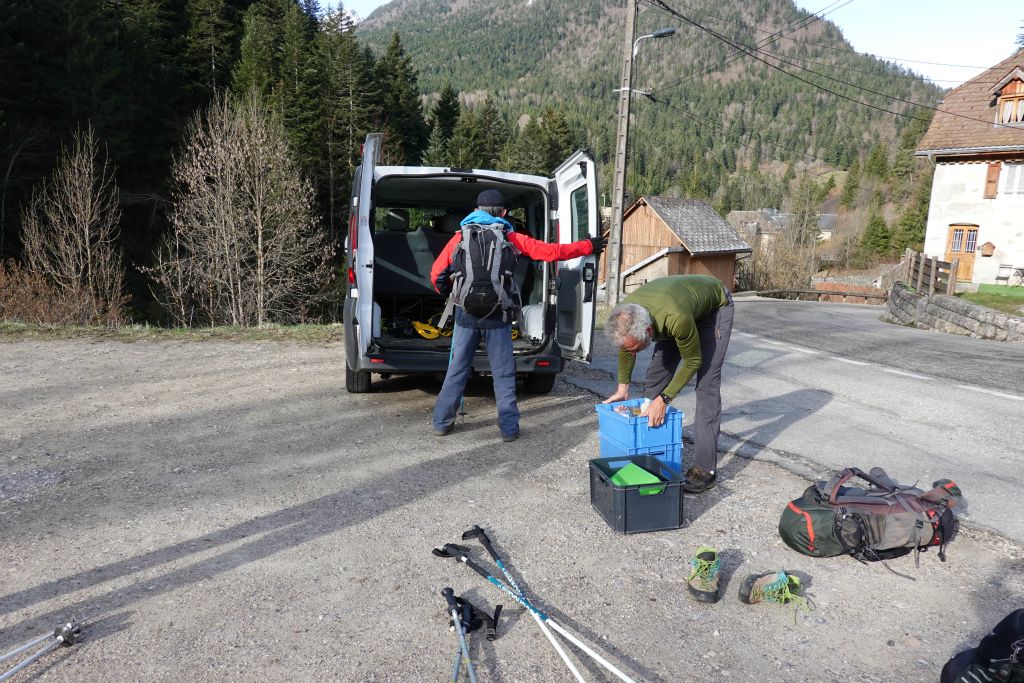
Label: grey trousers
xmin=643 ymin=292 xmax=734 ymax=474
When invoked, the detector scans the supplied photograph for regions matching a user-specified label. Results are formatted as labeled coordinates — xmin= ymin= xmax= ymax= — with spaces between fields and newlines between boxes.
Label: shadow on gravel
xmin=0 ymin=394 xmax=656 ymax=683
xmin=687 ymin=389 xmax=833 ymax=524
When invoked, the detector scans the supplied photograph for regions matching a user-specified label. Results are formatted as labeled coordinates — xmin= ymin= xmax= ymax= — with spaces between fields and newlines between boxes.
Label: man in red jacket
xmin=430 ymin=189 xmax=603 ymax=441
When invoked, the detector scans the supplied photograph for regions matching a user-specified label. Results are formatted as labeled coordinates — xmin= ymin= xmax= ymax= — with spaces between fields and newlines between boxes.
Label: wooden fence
xmin=903 ymin=248 xmax=959 ymax=296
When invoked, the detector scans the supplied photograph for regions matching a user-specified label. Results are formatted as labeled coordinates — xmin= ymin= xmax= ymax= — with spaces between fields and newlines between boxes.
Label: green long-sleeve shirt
xmin=616 ymin=275 xmax=729 ymax=398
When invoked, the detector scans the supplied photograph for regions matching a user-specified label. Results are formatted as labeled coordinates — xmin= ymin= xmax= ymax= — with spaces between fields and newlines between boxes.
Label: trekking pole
xmin=461 ymin=526 xmax=638 ymax=683
xmin=0 ymin=622 xmax=80 ymax=682
xmin=442 ymin=588 xmax=478 ymax=683
xmin=435 ymin=544 xmax=586 ymax=683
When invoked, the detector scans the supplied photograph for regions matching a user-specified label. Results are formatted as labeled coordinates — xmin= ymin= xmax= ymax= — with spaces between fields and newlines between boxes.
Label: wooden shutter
xmin=984 ymin=162 xmax=1001 ymax=198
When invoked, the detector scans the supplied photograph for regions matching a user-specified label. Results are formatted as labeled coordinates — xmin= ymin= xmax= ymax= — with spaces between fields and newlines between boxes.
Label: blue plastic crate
xmin=594 ymin=399 xmax=684 ymax=450
xmin=599 ymin=434 xmax=683 ymax=473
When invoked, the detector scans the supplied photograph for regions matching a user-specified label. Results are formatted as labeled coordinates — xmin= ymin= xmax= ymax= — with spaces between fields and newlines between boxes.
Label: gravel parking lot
xmin=2 ymin=339 xmax=1021 ymax=681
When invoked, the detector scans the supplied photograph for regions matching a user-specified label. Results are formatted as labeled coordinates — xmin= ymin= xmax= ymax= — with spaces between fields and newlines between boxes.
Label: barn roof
xmin=632 ymin=197 xmax=751 ymax=255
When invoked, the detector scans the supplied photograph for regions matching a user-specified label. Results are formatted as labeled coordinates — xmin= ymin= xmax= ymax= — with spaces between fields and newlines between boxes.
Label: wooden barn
xmin=604 ymin=197 xmax=751 ymax=292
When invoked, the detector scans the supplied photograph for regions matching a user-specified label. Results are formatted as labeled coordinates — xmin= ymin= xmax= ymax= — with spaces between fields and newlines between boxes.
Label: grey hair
xmin=604 ymin=303 xmax=653 ymax=348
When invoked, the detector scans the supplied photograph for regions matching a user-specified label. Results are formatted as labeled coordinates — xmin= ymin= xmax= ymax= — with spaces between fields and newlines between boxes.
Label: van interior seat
xmin=373 ymin=227 xmax=450 ymax=297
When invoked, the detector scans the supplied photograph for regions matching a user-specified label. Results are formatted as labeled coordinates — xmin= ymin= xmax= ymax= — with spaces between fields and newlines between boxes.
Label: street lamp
xmin=633 ymin=28 xmax=676 ymax=57
xmin=606 ymin=15 xmax=676 ymax=307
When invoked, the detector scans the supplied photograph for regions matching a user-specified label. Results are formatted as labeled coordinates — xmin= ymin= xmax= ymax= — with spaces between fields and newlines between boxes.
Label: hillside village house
xmin=916 ymin=49 xmax=1024 ymax=285
xmin=726 ymin=209 xmax=837 ymax=244
xmin=602 ymin=197 xmax=750 ymax=292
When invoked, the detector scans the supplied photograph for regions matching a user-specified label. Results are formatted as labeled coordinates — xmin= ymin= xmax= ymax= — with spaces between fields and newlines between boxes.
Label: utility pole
xmin=605 ymin=0 xmax=638 ymax=307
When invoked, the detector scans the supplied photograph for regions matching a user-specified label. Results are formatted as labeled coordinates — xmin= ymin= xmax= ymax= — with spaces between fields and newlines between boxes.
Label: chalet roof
xmin=635 ymin=197 xmax=750 ymax=255
xmin=916 ymin=49 xmax=1024 ymax=156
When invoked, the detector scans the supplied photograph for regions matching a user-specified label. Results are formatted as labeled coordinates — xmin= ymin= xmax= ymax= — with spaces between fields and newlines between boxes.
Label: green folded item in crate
xmin=609 ymin=462 xmax=666 ymax=495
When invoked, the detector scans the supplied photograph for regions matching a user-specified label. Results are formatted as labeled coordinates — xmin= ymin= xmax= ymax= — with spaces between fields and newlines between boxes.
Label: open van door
xmin=353 ymin=133 xmax=380 ymax=359
xmin=553 ymin=150 xmax=598 ymax=362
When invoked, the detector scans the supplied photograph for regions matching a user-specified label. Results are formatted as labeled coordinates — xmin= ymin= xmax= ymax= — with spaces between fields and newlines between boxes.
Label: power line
xmin=744 ymin=49 xmax=964 ymax=84
xmin=643 ymin=0 xmax=854 ymax=92
xmin=667 ymin=0 xmax=989 ymax=70
xmin=646 ymin=0 xmax=998 ymax=127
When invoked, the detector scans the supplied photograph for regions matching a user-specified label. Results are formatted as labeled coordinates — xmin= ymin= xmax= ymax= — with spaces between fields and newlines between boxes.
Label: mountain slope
xmin=357 ymin=0 xmax=943 ymax=204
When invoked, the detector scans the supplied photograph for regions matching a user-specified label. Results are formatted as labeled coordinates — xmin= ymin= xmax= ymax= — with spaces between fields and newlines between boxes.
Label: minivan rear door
xmin=552 ymin=150 xmax=598 ymax=362
xmin=353 ymin=133 xmax=381 ymax=357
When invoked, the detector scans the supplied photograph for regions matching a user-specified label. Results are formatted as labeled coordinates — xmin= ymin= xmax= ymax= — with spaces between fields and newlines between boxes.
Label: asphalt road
xmin=569 ymin=297 xmax=1024 ymax=543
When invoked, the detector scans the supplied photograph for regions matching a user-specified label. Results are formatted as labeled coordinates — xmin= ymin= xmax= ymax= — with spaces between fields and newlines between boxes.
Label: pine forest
xmin=0 ymin=0 xmax=960 ymax=326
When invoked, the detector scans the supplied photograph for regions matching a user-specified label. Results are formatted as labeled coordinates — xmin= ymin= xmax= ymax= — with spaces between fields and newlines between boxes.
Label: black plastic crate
xmin=589 ymin=455 xmax=685 ymax=534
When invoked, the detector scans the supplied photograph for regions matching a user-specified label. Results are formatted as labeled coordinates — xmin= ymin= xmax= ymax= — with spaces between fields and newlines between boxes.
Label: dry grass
xmin=0 ymin=321 xmax=344 ymax=344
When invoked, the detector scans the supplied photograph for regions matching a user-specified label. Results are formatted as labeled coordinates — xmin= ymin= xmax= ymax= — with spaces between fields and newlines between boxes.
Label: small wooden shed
xmin=606 ymin=197 xmax=751 ymax=292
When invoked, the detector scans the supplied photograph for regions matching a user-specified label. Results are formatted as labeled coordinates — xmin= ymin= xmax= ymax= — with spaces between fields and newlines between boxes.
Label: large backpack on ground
xmin=941 ymin=609 xmax=1024 ymax=683
xmin=440 ymin=223 xmax=521 ymax=324
xmin=778 ymin=467 xmax=961 ymax=564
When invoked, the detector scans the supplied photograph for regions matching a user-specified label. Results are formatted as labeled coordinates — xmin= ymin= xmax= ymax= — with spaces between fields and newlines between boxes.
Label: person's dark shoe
xmin=683 ymin=466 xmax=716 ymax=494
xmin=434 ymin=424 xmax=452 ymax=437
xmin=501 ymin=432 xmax=519 ymax=442
xmin=686 ymin=546 xmax=721 ymax=603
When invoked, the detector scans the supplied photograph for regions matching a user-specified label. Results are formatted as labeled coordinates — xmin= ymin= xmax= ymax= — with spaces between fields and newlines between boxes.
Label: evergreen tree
xmin=318 ymin=11 xmax=378 ymax=240
xmin=232 ymin=3 xmax=280 ymax=98
xmin=859 ymin=211 xmax=892 ymax=257
xmin=474 ymin=99 xmax=509 ymax=169
xmin=840 ymin=158 xmax=860 ymax=208
xmin=1016 ymin=22 xmax=1023 ymax=48
xmin=865 ymin=143 xmax=889 ymax=180
xmin=448 ymin=109 xmax=483 ymax=168
xmin=421 ymin=125 xmax=451 ymax=167
xmin=375 ymin=32 xmax=428 ymax=164
xmin=538 ymin=107 xmax=576 ymax=172
xmin=430 ymin=83 xmax=460 ymax=142
xmin=499 ymin=116 xmax=547 ymax=175
xmin=279 ymin=2 xmax=322 ymax=172
xmin=184 ymin=0 xmax=236 ymax=98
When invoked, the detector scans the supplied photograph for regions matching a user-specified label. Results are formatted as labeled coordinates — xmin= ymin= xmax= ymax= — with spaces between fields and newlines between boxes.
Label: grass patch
xmin=0 ymin=322 xmax=345 ymax=343
xmin=958 ymin=286 xmax=1024 ymax=316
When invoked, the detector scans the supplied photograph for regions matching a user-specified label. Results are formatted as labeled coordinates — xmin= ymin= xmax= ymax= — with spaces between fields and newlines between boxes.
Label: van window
xmin=571 ymin=186 xmax=589 ymax=241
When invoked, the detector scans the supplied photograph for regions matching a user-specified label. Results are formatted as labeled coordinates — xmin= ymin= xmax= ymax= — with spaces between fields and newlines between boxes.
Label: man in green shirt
xmin=603 ymin=274 xmax=734 ymax=493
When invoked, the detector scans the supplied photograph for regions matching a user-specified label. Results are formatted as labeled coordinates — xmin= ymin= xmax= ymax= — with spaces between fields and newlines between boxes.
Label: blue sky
xmin=327 ymin=0 xmax=1022 ymax=86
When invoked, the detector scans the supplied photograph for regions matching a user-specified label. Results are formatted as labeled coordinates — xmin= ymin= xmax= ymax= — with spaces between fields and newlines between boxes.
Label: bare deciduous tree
xmin=149 ymin=90 xmax=332 ymax=327
xmin=21 ymin=126 xmax=127 ymax=326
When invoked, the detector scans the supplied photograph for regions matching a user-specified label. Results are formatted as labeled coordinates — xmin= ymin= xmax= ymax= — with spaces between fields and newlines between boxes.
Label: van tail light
xmin=370 ymin=357 xmax=385 ymax=364
xmin=537 ymin=360 xmax=551 ymax=367
xmin=348 ymin=267 xmax=356 ymax=284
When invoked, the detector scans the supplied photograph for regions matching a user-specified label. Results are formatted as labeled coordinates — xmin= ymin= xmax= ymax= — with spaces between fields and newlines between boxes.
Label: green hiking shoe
xmin=739 ymin=570 xmax=810 ymax=622
xmin=686 ymin=546 xmax=721 ymax=603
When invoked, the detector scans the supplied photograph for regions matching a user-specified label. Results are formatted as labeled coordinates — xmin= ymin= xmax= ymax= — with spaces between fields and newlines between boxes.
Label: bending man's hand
xmin=641 ymin=396 xmax=667 ymax=427
xmin=602 ymin=384 xmax=630 ymax=404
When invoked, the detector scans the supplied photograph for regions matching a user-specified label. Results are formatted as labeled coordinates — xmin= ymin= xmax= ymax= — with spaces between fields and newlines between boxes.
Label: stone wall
xmin=886 ymin=282 xmax=1024 ymax=342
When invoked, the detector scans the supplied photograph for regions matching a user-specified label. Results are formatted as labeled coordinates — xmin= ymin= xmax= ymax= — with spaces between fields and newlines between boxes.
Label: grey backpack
xmin=439 ymin=223 xmax=521 ymax=326
xmin=779 ymin=467 xmax=962 ymax=565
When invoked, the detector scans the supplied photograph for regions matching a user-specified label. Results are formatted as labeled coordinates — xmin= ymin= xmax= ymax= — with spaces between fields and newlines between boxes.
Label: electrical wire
xmin=666 ymin=0 xmax=989 ymax=70
xmin=645 ymin=0 xmax=999 ymax=127
xmin=643 ymin=0 xmax=854 ymax=92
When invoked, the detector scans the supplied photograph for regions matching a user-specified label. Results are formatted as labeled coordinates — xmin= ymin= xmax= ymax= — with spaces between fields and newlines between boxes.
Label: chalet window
xmin=995 ymin=77 xmax=1024 ymax=125
xmin=1003 ymin=163 xmax=1024 ymax=194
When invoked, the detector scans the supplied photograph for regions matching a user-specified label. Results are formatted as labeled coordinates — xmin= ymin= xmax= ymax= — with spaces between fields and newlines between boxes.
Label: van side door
xmin=552 ymin=150 xmax=598 ymax=362
xmin=352 ymin=133 xmax=381 ymax=357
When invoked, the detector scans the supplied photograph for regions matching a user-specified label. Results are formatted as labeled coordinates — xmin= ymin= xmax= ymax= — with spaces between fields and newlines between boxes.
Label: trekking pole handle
xmin=441 ymin=587 xmax=459 ymax=615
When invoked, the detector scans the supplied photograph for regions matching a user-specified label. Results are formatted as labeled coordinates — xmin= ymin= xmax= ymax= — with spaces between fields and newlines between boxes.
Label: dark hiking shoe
xmin=683 ymin=466 xmax=716 ymax=494
xmin=686 ymin=546 xmax=721 ymax=603
xmin=739 ymin=570 xmax=810 ymax=622
xmin=501 ymin=432 xmax=519 ymax=442
xmin=434 ymin=424 xmax=452 ymax=437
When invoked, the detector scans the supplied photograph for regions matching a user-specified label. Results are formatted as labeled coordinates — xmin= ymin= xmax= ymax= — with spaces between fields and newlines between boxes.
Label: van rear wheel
xmin=523 ymin=372 xmax=556 ymax=395
xmin=346 ymin=363 xmax=372 ymax=393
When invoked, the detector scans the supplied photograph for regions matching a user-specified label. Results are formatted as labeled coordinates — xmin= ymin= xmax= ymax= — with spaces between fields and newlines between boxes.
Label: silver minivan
xmin=343 ymin=133 xmax=599 ymax=394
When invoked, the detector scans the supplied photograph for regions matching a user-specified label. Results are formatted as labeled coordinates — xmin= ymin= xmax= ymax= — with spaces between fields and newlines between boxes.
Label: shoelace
xmin=687 ymin=548 xmax=720 ymax=588
xmin=757 ymin=571 xmax=811 ymax=624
